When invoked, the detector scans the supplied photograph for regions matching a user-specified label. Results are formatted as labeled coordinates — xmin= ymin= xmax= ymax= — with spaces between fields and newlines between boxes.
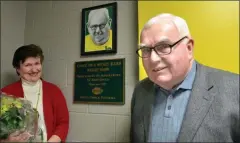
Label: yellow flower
xmin=0 ymin=105 xmax=8 ymax=115
xmin=13 ymin=100 xmax=22 ymax=108
xmin=0 ymin=95 xmax=23 ymax=115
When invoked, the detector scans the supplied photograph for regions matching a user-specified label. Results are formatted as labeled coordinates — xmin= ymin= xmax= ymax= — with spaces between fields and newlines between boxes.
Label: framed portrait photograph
xmin=81 ymin=2 xmax=117 ymax=56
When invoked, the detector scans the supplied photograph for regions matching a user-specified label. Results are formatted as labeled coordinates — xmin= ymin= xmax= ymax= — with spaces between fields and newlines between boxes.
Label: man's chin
xmin=151 ymin=76 xmax=172 ymax=85
xmin=94 ymin=40 xmax=105 ymax=45
xmin=94 ymin=37 xmax=108 ymax=45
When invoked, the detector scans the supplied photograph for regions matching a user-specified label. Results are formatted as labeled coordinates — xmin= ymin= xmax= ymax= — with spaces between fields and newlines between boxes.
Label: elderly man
xmin=85 ymin=8 xmax=112 ymax=52
xmin=131 ymin=13 xmax=239 ymax=142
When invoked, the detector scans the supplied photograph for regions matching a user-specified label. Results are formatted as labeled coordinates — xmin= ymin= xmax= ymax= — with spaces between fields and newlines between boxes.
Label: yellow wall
xmin=138 ymin=1 xmax=239 ymax=80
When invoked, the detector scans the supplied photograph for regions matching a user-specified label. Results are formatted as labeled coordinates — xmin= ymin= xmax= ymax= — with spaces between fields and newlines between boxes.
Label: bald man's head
xmin=87 ymin=8 xmax=111 ymax=45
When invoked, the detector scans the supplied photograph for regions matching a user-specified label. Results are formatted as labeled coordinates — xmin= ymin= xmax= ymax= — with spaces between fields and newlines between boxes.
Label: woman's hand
xmin=48 ymin=135 xmax=61 ymax=142
xmin=1 ymin=131 xmax=32 ymax=142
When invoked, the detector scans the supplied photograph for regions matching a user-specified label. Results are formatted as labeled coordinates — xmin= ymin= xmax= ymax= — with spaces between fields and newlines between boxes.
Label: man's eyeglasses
xmin=136 ymin=36 xmax=188 ymax=58
xmin=87 ymin=19 xmax=112 ymax=31
xmin=89 ymin=23 xmax=107 ymax=31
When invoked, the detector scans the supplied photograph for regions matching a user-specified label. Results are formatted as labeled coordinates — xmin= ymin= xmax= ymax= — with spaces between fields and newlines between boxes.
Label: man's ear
xmin=86 ymin=22 xmax=89 ymax=28
xmin=108 ymin=18 xmax=112 ymax=28
xmin=187 ymin=39 xmax=194 ymax=52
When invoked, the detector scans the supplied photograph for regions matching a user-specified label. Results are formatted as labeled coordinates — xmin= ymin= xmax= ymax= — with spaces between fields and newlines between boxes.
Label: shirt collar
xmin=176 ymin=60 xmax=196 ymax=90
xmin=21 ymin=78 xmax=41 ymax=86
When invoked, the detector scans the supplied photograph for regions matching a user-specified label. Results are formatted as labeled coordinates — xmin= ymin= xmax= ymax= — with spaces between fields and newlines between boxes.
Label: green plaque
xmin=74 ymin=58 xmax=125 ymax=104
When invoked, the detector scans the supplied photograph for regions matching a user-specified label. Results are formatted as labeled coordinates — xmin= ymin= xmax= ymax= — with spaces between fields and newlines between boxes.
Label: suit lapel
xmin=142 ymin=79 xmax=155 ymax=142
xmin=144 ymin=81 xmax=155 ymax=142
xmin=177 ymin=63 xmax=219 ymax=142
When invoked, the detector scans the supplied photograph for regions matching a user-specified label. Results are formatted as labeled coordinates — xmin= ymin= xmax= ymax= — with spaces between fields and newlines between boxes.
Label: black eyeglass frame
xmin=136 ymin=36 xmax=188 ymax=58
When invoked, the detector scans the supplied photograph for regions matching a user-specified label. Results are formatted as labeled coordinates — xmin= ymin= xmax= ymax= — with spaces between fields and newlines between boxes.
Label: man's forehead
xmin=140 ymin=36 xmax=172 ymax=47
xmin=89 ymin=14 xmax=107 ymax=25
xmin=140 ymin=23 xmax=178 ymax=46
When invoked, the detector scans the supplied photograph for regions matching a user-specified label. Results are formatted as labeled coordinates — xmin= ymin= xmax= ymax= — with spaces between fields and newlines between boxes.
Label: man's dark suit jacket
xmin=130 ymin=62 xmax=239 ymax=142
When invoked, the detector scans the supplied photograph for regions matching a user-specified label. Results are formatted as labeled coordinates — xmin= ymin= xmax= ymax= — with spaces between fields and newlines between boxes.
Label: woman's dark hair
xmin=12 ymin=44 xmax=44 ymax=69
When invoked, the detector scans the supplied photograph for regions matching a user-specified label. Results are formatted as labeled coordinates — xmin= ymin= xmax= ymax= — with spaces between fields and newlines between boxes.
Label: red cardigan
xmin=1 ymin=80 xmax=69 ymax=141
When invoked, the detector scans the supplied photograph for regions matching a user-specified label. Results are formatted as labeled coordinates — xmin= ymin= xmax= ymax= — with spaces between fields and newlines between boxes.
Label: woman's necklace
xmin=34 ymin=83 xmax=41 ymax=110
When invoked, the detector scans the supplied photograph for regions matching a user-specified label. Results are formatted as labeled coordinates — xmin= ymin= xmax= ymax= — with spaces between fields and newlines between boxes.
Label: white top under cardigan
xmin=21 ymin=78 xmax=47 ymax=142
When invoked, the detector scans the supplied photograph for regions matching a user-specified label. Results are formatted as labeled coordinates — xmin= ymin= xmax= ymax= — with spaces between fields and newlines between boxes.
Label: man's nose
xmin=95 ymin=26 xmax=100 ymax=33
xmin=149 ymin=50 xmax=162 ymax=62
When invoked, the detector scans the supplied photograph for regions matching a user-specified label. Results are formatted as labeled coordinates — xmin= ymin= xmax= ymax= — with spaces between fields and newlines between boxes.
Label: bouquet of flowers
xmin=0 ymin=92 xmax=39 ymax=142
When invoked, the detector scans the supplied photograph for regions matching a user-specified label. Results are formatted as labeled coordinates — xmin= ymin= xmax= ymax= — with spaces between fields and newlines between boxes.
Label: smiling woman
xmin=1 ymin=44 xmax=69 ymax=142
xmin=12 ymin=45 xmax=44 ymax=82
